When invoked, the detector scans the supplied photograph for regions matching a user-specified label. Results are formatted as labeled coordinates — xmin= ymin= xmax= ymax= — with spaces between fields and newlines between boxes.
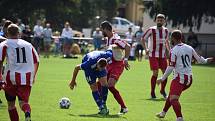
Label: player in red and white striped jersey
xmin=100 ymin=21 xmax=130 ymax=114
xmin=0 ymin=24 xmax=39 ymax=121
xmin=156 ymin=30 xmax=214 ymax=121
xmin=142 ymin=14 xmax=171 ymax=99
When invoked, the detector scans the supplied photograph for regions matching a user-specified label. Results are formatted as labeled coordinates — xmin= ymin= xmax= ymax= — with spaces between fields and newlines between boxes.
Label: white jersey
xmin=169 ymin=43 xmax=207 ymax=85
xmin=0 ymin=39 xmax=39 ymax=86
xmin=142 ymin=26 xmax=169 ymax=58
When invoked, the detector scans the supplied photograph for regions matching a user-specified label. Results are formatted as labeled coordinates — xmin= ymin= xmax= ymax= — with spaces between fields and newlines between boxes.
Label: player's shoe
xmin=25 ymin=112 xmax=31 ymax=121
xmin=156 ymin=111 xmax=166 ymax=118
xmin=160 ymin=91 xmax=167 ymax=99
xmin=98 ymin=106 xmax=109 ymax=115
xmin=0 ymin=99 xmax=2 ymax=104
xmin=118 ymin=108 xmax=128 ymax=115
xmin=176 ymin=117 xmax=184 ymax=121
xmin=151 ymin=92 xmax=156 ymax=99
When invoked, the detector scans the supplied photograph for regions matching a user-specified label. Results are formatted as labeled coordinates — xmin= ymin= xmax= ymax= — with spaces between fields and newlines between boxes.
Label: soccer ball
xmin=59 ymin=97 xmax=71 ymax=109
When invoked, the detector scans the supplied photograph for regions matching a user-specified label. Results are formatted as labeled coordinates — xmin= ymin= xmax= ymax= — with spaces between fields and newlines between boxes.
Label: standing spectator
xmin=53 ymin=31 xmax=61 ymax=56
xmin=186 ymin=29 xmax=199 ymax=49
xmin=125 ymin=27 xmax=134 ymax=45
xmin=43 ymin=23 xmax=52 ymax=58
xmin=134 ymin=27 xmax=144 ymax=61
xmin=2 ymin=20 xmax=13 ymax=37
xmin=33 ymin=20 xmax=44 ymax=54
xmin=0 ymin=24 xmax=39 ymax=121
xmin=92 ymin=27 xmax=103 ymax=50
xmin=61 ymin=21 xmax=73 ymax=58
xmin=16 ymin=18 xmax=25 ymax=33
xmin=141 ymin=14 xmax=170 ymax=99
xmin=21 ymin=25 xmax=33 ymax=43
xmin=0 ymin=18 xmax=6 ymax=36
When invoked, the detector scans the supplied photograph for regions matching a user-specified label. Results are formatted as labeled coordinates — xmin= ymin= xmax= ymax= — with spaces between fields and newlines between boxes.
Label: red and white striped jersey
xmin=0 ymin=39 xmax=39 ymax=86
xmin=106 ymin=33 xmax=126 ymax=49
xmin=142 ymin=26 xmax=169 ymax=58
xmin=169 ymin=43 xmax=208 ymax=85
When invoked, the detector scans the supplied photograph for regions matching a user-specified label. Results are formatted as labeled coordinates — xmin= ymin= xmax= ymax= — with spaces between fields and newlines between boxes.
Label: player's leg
xmin=17 ymin=86 xmax=32 ymax=121
xmin=149 ymin=57 xmax=159 ymax=99
xmin=160 ymin=58 xmax=168 ymax=98
xmin=5 ymin=92 xmax=19 ymax=121
xmin=98 ymin=76 xmax=108 ymax=105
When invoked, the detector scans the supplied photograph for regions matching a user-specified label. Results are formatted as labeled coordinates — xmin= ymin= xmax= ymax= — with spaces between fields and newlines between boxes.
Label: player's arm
xmin=32 ymin=47 xmax=40 ymax=84
xmin=192 ymin=48 xmax=214 ymax=64
xmin=124 ymin=42 xmax=131 ymax=70
xmin=69 ymin=64 xmax=81 ymax=90
xmin=141 ymin=29 xmax=151 ymax=55
xmin=157 ymin=51 xmax=176 ymax=85
xmin=0 ymin=45 xmax=7 ymax=89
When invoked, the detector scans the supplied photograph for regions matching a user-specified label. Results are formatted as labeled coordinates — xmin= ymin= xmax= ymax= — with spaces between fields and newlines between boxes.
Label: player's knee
xmin=169 ymin=95 xmax=179 ymax=102
xmin=109 ymin=86 xmax=119 ymax=94
xmin=90 ymin=83 xmax=98 ymax=91
xmin=108 ymin=78 xmax=117 ymax=87
xmin=7 ymin=101 xmax=16 ymax=110
xmin=152 ymin=70 xmax=159 ymax=77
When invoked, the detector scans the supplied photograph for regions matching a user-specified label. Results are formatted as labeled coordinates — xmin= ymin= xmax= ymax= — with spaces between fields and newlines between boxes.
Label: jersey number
xmin=181 ymin=54 xmax=190 ymax=68
xmin=15 ymin=47 xmax=27 ymax=63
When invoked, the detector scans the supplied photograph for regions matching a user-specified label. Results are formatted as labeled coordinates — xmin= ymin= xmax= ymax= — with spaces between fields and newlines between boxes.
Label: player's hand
xmin=124 ymin=60 xmax=130 ymax=70
xmin=69 ymin=81 xmax=77 ymax=90
xmin=207 ymin=57 xmax=215 ymax=63
xmin=156 ymin=79 xmax=162 ymax=85
xmin=145 ymin=49 xmax=149 ymax=56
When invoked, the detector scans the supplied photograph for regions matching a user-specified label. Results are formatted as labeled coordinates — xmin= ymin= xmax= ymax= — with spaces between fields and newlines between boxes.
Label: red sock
xmin=109 ymin=87 xmax=126 ymax=108
xmin=170 ymin=99 xmax=182 ymax=118
xmin=21 ymin=103 xmax=31 ymax=113
xmin=161 ymin=79 xmax=167 ymax=93
xmin=163 ymin=96 xmax=171 ymax=112
xmin=151 ymin=75 xmax=157 ymax=95
xmin=8 ymin=108 xmax=19 ymax=121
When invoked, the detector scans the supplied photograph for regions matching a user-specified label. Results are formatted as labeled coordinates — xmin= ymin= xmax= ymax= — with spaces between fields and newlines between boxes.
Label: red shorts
xmin=149 ymin=57 xmax=167 ymax=70
xmin=4 ymin=81 xmax=31 ymax=102
xmin=169 ymin=78 xmax=192 ymax=96
xmin=107 ymin=61 xmax=124 ymax=81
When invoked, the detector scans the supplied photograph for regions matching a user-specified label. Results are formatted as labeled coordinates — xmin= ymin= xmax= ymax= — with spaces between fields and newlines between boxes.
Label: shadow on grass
xmin=144 ymin=98 xmax=166 ymax=102
xmin=69 ymin=113 xmax=127 ymax=119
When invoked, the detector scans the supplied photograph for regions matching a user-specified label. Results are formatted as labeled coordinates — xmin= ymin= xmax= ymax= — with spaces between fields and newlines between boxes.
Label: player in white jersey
xmin=0 ymin=24 xmax=39 ymax=121
xmin=142 ymin=14 xmax=170 ymax=99
xmin=156 ymin=30 xmax=214 ymax=121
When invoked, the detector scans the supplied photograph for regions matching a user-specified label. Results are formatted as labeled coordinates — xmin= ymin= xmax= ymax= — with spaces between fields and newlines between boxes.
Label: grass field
xmin=0 ymin=56 xmax=215 ymax=121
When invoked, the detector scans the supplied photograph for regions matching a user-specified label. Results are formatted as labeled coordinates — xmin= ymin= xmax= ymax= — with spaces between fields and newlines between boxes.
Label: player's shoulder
xmin=0 ymin=40 xmax=7 ymax=47
xmin=18 ymin=39 xmax=33 ymax=47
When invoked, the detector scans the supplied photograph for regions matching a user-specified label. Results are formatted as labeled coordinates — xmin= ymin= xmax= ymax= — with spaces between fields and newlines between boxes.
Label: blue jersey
xmin=80 ymin=50 xmax=112 ymax=85
xmin=81 ymin=50 xmax=112 ymax=71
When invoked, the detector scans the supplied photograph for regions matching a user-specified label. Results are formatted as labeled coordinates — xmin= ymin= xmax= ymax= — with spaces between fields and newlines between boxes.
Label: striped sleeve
xmin=169 ymin=50 xmax=177 ymax=67
xmin=113 ymin=39 xmax=126 ymax=49
xmin=32 ymin=47 xmax=39 ymax=63
xmin=142 ymin=28 xmax=152 ymax=40
xmin=0 ymin=44 xmax=7 ymax=62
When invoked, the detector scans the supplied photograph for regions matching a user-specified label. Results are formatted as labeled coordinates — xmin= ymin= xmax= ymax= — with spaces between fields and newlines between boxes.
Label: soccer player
xmin=100 ymin=21 xmax=131 ymax=114
xmin=69 ymin=50 xmax=112 ymax=115
xmin=0 ymin=24 xmax=39 ymax=121
xmin=141 ymin=13 xmax=170 ymax=99
xmin=156 ymin=30 xmax=214 ymax=121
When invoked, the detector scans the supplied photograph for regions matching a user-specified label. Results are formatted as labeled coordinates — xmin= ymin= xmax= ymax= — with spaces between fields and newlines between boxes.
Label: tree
xmin=144 ymin=0 xmax=215 ymax=30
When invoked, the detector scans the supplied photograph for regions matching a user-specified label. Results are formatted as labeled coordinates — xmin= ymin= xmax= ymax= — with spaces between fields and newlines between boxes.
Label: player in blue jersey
xmin=69 ymin=50 xmax=112 ymax=115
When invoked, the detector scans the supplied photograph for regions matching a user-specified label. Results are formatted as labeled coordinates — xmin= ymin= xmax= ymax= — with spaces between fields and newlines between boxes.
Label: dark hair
xmin=171 ymin=30 xmax=182 ymax=40
xmin=3 ymin=20 xmax=13 ymax=37
xmin=97 ymin=58 xmax=107 ymax=68
xmin=7 ymin=24 xmax=19 ymax=37
xmin=100 ymin=21 xmax=112 ymax=31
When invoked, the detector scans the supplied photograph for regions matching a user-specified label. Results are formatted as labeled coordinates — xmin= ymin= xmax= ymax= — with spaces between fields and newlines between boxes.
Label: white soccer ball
xmin=59 ymin=97 xmax=71 ymax=109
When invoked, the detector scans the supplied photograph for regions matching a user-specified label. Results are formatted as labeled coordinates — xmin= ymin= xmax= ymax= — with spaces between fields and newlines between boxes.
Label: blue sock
xmin=101 ymin=86 xmax=108 ymax=104
xmin=92 ymin=91 xmax=103 ymax=109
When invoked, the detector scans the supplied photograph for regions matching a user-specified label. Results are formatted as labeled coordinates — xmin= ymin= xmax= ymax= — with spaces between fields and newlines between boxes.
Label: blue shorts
xmin=84 ymin=69 xmax=107 ymax=85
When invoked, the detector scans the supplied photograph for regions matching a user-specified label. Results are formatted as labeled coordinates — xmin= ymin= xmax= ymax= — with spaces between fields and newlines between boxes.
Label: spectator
xmin=61 ymin=21 xmax=73 ymax=58
xmin=134 ymin=27 xmax=144 ymax=61
xmin=0 ymin=18 xmax=6 ymax=36
xmin=53 ymin=31 xmax=61 ymax=56
xmin=2 ymin=20 xmax=13 ymax=37
xmin=92 ymin=27 xmax=103 ymax=50
xmin=43 ymin=23 xmax=52 ymax=58
xmin=125 ymin=27 xmax=134 ymax=45
xmin=33 ymin=20 xmax=44 ymax=54
xmin=21 ymin=25 xmax=33 ymax=43
xmin=16 ymin=18 xmax=25 ymax=33
xmin=186 ymin=29 xmax=199 ymax=49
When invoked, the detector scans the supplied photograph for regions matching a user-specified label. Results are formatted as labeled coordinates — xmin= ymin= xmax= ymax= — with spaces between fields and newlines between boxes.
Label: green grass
xmin=0 ymin=56 xmax=215 ymax=121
